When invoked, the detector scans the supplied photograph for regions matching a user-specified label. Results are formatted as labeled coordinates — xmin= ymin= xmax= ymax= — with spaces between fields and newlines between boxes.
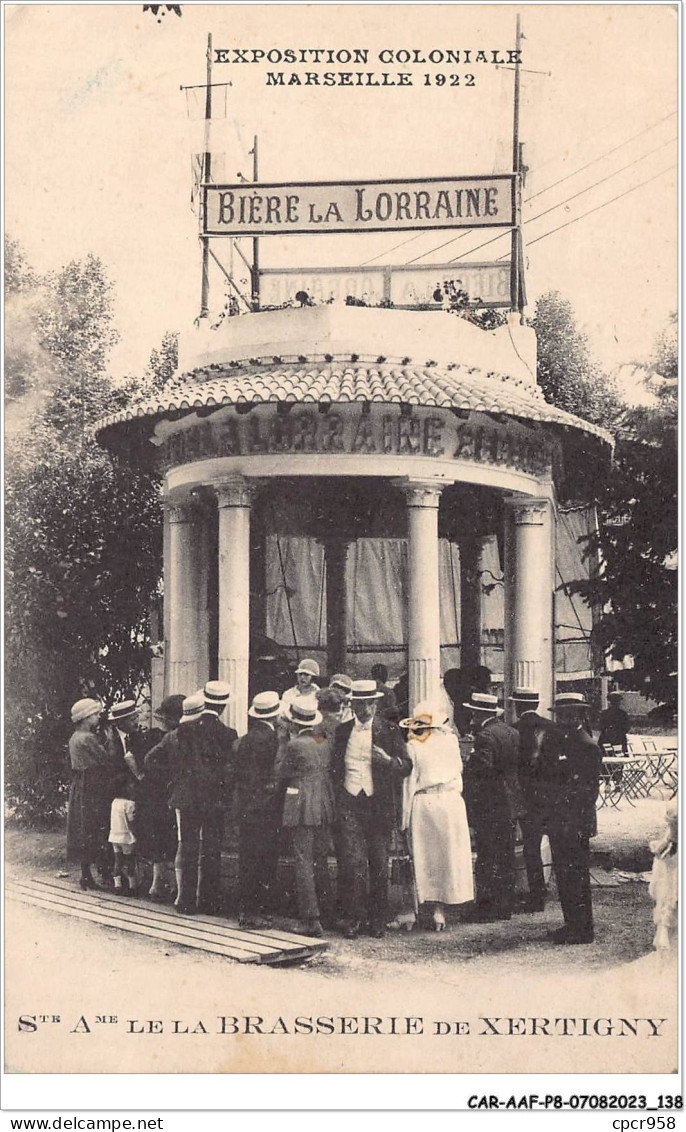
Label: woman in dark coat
xmin=130 ymin=694 xmax=185 ymax=901
xmin=276 ymin=699 xmax=336 ymax=937
xmin=66 ymin=697 xmax=114 ymax=890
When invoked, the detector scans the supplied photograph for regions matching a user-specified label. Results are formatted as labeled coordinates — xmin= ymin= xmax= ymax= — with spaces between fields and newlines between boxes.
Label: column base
xmin=167 ymin=660 xmax=206 ymax=700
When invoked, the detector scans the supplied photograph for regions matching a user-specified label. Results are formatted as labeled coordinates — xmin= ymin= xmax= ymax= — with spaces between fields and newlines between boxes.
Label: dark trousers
xmin=337 ymin=792 xmax=390 ymax=928
xmin=291 ymin=825 xmax=332 ymax=922
xmin=175 ymin=806 xmax=224 ymax=912
xmin=549 ymin=827 xmax=593 ymax=937
xmin=238 ymin=816 xmax=280 ymax=914
xmin=472 ymin=812 xmax=516 ymax=916
xmin=519 ymin=810 xmax=548 ymax=903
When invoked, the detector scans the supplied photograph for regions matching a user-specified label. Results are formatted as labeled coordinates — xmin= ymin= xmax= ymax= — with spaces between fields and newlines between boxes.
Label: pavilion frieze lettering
xmin=158 ymin=407 xmax=553 ymax=476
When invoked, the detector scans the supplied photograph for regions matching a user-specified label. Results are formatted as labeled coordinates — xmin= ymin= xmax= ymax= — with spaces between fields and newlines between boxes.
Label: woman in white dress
xmin=400 ymin=700 xmax=474 ymax=930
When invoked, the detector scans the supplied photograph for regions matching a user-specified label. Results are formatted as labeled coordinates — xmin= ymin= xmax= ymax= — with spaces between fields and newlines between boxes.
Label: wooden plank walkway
xmin=7 ymin=877 xmax=327 ymax=965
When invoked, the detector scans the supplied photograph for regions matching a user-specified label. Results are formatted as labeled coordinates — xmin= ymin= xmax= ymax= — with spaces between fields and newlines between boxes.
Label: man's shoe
xmin=367 ymin=924 xmax=386 ymax=939
xmin=342 ymin=921 xmax=361 ymax=940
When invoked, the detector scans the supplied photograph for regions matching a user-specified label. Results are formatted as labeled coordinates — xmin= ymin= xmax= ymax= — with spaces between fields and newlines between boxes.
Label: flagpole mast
xmin=510 ymin=13 xmax=523 ymax=317
xmin=251 ymin=135 xmax=260 ymax=310
xmin=200 ymin=32 xmax=213 ymax=319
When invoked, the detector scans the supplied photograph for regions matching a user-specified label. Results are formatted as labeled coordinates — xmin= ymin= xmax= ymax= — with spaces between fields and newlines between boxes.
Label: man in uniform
xmin=331 ymin=679 xmax=411 ymax=938
xmin=547 ymin=691 xmax=601 ymax=945
xmin=462 ymin=691 xmax=522 ymax=922
xmin=510 ymin=687 xmax=559 ymax=913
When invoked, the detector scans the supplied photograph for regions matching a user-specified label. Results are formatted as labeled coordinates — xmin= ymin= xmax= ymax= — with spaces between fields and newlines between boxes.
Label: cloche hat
xmin=71 ymin=697 xmax=103 ymax=724
xmin=295 ymin=658 xmax=320 ymax=678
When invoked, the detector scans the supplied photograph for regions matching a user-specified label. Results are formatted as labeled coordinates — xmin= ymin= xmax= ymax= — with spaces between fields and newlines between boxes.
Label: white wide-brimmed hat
xmin=350 ymin=679 xmax=384 ymax=701
xmin=203 ymin=680 xmax=231 ymax=707
xmin=108 ymin=700 xmax=139 ymax=724
xmin=282 ymin=699 xmax=323 ymax=728
xmin=509 ymin=687 xmax=540 ymax=705
xmin=551 ymin=691 xmax=588 ymax=711
xmin=462 ymin=691 xmax=500 ymax=713
xmin=399 ymin=700 xmax=449 ymax=730
xmin=248 ymin=691 xmax=282 ymax=720
xmin=180 ymin=691 xmax=205 ymax=722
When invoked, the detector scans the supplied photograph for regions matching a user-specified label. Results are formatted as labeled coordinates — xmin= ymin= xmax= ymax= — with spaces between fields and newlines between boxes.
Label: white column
xmin=503 ymin=497 xmax=555 ymax=720
xmin=216 ymin=476 xmax=253 ymax=736
xmin=400 ymin=480 xmax=444 ymax=711
xmin=165 ymin=498 xmax=210 ymax=698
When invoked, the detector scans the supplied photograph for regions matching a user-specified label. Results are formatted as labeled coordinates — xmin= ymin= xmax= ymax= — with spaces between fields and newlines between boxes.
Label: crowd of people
xmin=67 ymin=658 xmax=605 ymax=945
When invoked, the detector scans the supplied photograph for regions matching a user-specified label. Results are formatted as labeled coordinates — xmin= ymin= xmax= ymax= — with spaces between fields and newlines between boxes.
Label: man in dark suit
xmin=233 ymin=690 xmax=282 ymax=929
xmin=511 ymin=687 xmax=560 ymax=913
xmin=547 ymin=692 xmax=601 ymax=945
xmin=462 ymin=691 xmax=522 ymax=922
xmin=331 ymin=679 xmax=411 ymax=938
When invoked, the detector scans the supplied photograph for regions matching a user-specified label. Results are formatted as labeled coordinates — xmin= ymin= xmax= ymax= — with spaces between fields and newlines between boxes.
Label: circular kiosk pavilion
xmin=95 ymin=305 xmax=612 ymax=735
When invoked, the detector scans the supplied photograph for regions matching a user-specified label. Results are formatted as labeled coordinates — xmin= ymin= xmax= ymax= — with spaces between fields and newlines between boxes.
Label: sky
xmin=4 ymin=3 xmax=678 ymax=400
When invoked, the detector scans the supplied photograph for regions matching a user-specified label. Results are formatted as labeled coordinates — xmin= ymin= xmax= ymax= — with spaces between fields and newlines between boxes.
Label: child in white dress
xmin=109 ymin=776 xmax=138 ymax=896
xmin=648 ymin=800 xmax=677 ymax=951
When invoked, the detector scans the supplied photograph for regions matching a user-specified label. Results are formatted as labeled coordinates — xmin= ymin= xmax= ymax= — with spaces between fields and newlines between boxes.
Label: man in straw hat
xmin=145 ymin=686 xmax=236 ymax=915
xmin=233 ymin=691 xmax=282 ymax=929
xmin=547 ymin=692 xmax=601 ymax=944
xmin=331 ymin=679 xmax=411 ymax=938
xmin=462 ymin=691 xmax=523 ymax=922
xmin=510 ymin=687 xmax=559 ymax=913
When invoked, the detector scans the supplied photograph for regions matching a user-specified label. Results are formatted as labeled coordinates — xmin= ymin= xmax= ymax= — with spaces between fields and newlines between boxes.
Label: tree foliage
xmin=531 ymin=291 xmax=621 ymax=428
xmin=5 ymin=238 xmax=164 ymax=822
xmin=556 ymin=312 xmax=677 ymax=706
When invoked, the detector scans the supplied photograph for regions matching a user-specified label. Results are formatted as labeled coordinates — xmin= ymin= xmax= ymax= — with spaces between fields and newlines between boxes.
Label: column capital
xmin=505 ymin=496 xmax=550 ymax=526
xmin=214 ymin=476 xmax=255 ymax=510
xmin=394 ymin=478 xmax=446 ymax=509
xmin=165 ymin=497 xmax=203 ymax=525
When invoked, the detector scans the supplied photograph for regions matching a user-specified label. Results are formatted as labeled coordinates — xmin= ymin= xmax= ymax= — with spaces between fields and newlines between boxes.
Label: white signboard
xmin=203 ymin=175 xmax=517 ymax=236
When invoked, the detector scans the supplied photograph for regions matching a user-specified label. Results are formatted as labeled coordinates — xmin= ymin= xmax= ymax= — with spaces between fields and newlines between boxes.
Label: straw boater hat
xmin=350 ymin=679 xmax=384 ymax=701
xmin=180 ymin=691 xmax=205 ymax=722
xmin=154 ymin=694 xmax=185 ymax=727
xmin=203 ymin=680 xmax=231 ymax=708
xmin=330 ymin=673 xmax=353 ymax=696
xmin=509 ymin=687 xmax=540 ymax=706
xmin=282 ymin=699 xmax=323 ymax=728
xmin=248 ymin=691 xmax=282 ymax=720
xmin=71 ymin=697 xmax=102 ymax=724
xmin=462 ymin=691 xmax=501 ymax=713
xmin=608 ymin=690 xmax=623 ymax=702
xmin=295 ymin=658 xmax=320 ymax=678
xmin=399 ymin=700 xmax=450 ymax=731
xmin=551 ymin=691 xmax=589 ymax=711
xmin=108 ymin=700 xmax=139 ymax=724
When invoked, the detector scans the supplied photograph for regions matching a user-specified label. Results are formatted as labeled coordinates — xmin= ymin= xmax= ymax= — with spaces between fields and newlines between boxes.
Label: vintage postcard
xmin=3 ymin=0 xmax=679 ymax=1098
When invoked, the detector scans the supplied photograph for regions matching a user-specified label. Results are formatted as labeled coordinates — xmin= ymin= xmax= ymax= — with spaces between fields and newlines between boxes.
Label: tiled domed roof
xmin=95 ymin=353 xmax=613 ymax=449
